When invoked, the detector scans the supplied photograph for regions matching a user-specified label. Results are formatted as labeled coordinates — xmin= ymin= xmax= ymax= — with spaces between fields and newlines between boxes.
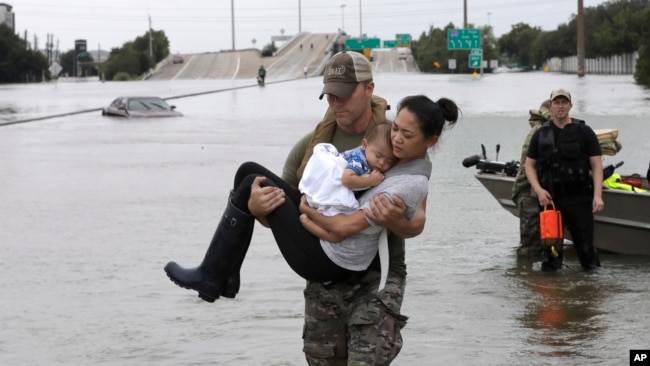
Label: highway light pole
xmin=577 ymin=0 xmax=585 ymax=77
xmin=359 ymin=0 xmax=362 ymax=37
xmin=340 ymin=4 xmax=346 ymax=32
xmin=298 ymin=0 xmax=302 ymax=33
xmin=231 ymin=0 xmax=235 ymax=51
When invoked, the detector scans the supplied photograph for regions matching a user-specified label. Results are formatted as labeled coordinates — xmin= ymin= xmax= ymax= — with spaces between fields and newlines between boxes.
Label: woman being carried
xmin=164 ymin=95 xmax=460 ymax=302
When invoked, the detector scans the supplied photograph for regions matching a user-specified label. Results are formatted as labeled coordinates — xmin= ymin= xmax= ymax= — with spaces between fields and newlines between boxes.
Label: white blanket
xmin=299 ymin=143 xmax=360 ymax=216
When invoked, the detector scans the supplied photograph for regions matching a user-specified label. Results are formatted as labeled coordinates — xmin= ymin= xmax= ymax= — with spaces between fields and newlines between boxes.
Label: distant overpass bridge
xmin=147 ymin=32 xmax=418 ymax=82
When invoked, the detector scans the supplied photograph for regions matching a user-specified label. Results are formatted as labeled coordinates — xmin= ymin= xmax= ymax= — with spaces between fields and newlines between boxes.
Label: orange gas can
xmin=540 ymin=201 xmax=563 ymax=257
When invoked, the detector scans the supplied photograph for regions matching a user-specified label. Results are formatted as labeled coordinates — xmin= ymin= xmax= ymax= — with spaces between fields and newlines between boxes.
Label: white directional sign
xmin=49 ymin=62 xmax=62 ymax=77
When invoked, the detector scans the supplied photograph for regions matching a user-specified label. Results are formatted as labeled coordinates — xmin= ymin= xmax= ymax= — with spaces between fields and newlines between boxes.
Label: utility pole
xmin=149 ymin=15 xmax=153 ymax=58
xmin=298 ymin=0 xmax=302 ymax=33
xmin=359 ymin=0 xmax=362 ymax=37
xmin=231 ymin=0 xmax=235 ymax=51
xmin=463 ymin=0 xmax=467 ymax=28
xmin=577 ymin=0 xmax=585 ymax=77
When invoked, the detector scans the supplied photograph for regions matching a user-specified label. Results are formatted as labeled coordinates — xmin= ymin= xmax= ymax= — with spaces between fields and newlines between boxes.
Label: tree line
xmin=0 ymin=24 xmax=48 ymax=83
xmin=412 ymin=0 xmax=650 ymax=86
xmin=1 ymin=0 xmax=649 ymax=86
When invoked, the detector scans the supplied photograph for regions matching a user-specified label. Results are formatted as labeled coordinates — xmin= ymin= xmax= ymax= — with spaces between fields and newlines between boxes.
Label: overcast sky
xmin=11 ymin=0 xmax=610 ymax=54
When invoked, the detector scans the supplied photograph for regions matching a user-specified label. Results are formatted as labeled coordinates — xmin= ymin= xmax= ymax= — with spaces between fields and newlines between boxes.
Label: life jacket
xmin=536 ymin=118 xmax=592 ymax=195
xmin=603 ymin=173 xmax=648 ymax=192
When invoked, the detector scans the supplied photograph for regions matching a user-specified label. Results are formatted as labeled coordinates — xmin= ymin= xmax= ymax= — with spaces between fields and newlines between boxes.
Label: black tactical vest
xmin=536 ymin=119 xmax=592 ymax=195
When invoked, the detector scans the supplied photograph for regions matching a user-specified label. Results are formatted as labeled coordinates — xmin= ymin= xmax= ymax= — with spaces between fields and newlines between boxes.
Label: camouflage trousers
xmin=515 ymin=186 xmax=542 ymax=258
xmin=302 ymin=269 xmax=408 ymax=366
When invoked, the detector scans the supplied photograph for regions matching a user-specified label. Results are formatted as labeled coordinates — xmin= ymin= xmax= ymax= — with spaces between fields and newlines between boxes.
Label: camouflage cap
xmin=550 ymin=88 xmax=571 ymax=103
xmin=319 ymin=51 xmax=373 ymax=100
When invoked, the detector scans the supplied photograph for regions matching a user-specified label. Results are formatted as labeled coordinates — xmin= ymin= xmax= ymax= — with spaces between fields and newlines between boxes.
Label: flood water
xmin=1 ymin=72 xmax=650 ymax=365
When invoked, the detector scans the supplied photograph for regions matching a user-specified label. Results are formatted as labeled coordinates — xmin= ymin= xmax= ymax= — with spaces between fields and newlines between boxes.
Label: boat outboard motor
xmin=462 ymin=154 xmax=482 ymax=168
xmin=462 ymin=143 xmax=519 ymax=177
xmin=603 ymin=161 xmax=624 ymax=180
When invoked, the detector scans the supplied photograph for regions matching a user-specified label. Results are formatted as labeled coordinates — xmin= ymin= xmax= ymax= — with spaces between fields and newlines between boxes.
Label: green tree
xmin=634 ymin=5 xmax=650 ymax=87
xmin=481 ymin=25 xmax=499 ymax=65
xmin=261 ymin=41 xmax=277 ymax=57
xmin=0 ymin=24 xmax=50 ymax=83
xmin=59 ymin=50 xmax=75 ymax=76
xmin=99 ymin=29 xmax=170 ymax=80
xmin=413 ymin=25 xmax=449 ymax=73
xmin=498 ymin=23 xmax=542 ymax=69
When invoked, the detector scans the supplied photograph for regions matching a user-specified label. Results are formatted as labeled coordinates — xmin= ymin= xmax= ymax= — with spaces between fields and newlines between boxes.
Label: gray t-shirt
xmin=320 ymin=159 xmax=431 ymax=270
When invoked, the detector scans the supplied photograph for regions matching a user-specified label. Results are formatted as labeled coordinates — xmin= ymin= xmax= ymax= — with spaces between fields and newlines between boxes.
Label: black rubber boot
xmin=541 ymin=243 xmax=564 ymax=271
xmin=220 ymin=220 xmax=253 ymax=298
xmin=164 ymin=200 xmax=254 ymax=303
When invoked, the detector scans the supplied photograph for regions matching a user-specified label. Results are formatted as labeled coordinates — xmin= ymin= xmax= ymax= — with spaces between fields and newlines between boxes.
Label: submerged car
xmin=101 ymin=97 xmax=183 ymax=118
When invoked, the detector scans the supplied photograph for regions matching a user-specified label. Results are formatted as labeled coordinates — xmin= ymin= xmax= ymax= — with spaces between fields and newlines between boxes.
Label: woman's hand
xmin=248 ymin=176 xmax=285 ymax=227
xmin=365 ymin=194 xmax=426 ymax=238
xmin=366 ymin=194 xmax=406 ymax=225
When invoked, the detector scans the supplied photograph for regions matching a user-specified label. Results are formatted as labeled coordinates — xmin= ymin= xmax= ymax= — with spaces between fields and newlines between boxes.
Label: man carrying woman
xmin=164 ymin=51 xmax=461 ymax=365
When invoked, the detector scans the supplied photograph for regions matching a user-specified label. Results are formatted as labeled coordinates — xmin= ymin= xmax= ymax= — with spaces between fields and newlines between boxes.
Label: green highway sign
xmin=384 ymin=40 xmax=396 ymax=48
xmin=447 ymin=29 xmax=481 ymax=49
xmin=345 ymin=37 xmax=381 ymax=49
xmin=469 ymin=54 xmax=482 ymax=68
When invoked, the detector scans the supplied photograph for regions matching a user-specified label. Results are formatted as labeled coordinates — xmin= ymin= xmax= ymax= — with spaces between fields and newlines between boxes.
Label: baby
xmin=299 ymin=123 xmax=395 ymax=216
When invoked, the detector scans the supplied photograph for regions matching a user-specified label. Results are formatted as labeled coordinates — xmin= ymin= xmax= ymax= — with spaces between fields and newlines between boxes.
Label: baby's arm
xmin=341 ymin=168 xmax=384 ymax=190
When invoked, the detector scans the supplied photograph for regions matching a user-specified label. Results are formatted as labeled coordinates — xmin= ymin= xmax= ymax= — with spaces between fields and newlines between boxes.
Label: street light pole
xmin=463 ymin=0 xmax=467 ymax=28
xmin=359 ymin=0 xmax=362 ymax=38
xmin=231 ymin=0 xmax=235 ymax=51
xmin=340 ymin=4 xmax=346 ymax=32
xmin=298 ymin=0 xmax=302 ymax=33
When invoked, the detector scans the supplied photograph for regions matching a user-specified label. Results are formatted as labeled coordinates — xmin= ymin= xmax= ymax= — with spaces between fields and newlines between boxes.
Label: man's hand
xmin=535 ymin=188 xmax=553 ymax=207
xmin=248 ymin=176 xmax=285 ymax=227
xmin=592 ymin=196 xmax=604 ymax=213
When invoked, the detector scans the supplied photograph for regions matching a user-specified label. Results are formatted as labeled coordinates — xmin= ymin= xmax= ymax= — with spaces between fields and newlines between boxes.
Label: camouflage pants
xmin=515 ymin=186 xmax=542 ymax=258
xmin=302 ymin=269 xmax=408 ymax=366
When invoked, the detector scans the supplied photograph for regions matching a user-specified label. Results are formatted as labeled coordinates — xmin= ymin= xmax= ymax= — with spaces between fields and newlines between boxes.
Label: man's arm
xmin=590 ymin=155 xmax=604 ymax=212
xmin=525 ymin=157 xmax=552 ymax=206
xmin=249 ymin=133 xmax=312 ymax=227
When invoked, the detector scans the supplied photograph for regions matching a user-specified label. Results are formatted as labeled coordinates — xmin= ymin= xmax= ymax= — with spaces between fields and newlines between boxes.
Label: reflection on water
xmin=513 ymin=256 xmax=606 ymax=361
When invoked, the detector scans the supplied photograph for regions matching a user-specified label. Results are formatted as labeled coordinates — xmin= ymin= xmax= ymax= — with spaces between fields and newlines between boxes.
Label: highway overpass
xmin=147 ymin=32 xmax=418 ymax=82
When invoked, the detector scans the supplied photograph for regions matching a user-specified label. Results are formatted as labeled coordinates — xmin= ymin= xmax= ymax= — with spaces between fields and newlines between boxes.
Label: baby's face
xmin=365 ymin=140 xmax=395 ymax=173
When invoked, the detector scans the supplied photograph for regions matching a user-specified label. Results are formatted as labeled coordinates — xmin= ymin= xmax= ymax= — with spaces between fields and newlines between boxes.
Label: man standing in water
xmin=248 ymin=51 xmax=426 ymax=364
xmin=511 ymin=100 xmax=551 ymax=258
xmin=524 ymin=88 xmax=603 ymax=271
